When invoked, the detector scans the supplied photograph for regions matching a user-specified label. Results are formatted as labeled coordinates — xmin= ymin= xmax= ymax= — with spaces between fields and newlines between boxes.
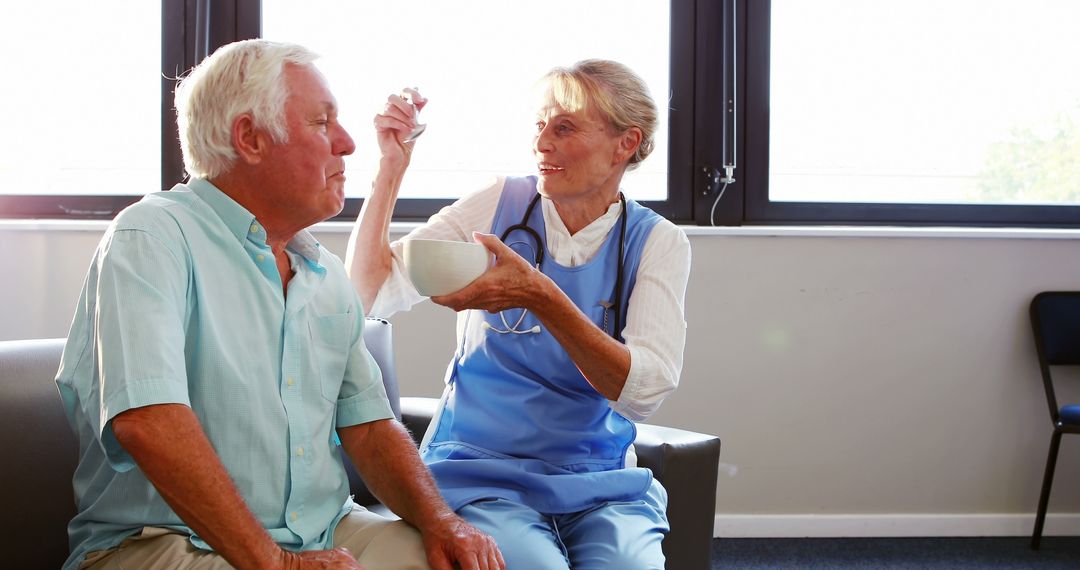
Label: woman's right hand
xmin=373 ymin=88 xmax=427 ymax=170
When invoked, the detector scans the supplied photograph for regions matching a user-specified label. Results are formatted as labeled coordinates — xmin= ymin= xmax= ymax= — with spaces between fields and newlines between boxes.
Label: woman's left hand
xmin=431 ymin=232 xmax=550 ymax=313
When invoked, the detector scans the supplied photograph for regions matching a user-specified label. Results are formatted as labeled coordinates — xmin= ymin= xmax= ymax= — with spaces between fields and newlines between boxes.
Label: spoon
xmin=402 ymin=89 xmax=426 ymax=143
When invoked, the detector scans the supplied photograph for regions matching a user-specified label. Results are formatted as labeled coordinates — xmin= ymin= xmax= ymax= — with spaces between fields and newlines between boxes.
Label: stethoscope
xmin=481 ymin=192 xmax=628 ymax=339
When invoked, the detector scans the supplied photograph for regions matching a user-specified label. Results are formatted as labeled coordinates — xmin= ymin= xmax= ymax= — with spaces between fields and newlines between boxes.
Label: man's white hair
xmin=174 ymin=39 xmax=319 ymax=180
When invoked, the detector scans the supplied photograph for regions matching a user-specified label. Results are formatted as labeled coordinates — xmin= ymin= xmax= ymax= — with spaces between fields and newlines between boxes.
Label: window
xmin=263 ymin=0 xmax=688 ymax=220
xmin=1 ymin=0 xmax=691 ymax=221
xmin=6 ymin=0 xmax=1078 ymax=227
xmin=736 ymin=0 xmax=1080 ymax=226
xmin=0 ymin=1 xmax=160 ymax=216
xmin=263 ymin=0 xmax=671 ymax=204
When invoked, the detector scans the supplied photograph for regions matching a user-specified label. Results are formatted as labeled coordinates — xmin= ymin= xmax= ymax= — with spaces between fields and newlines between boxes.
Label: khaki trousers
xmin=80 ymin=507 xmax=431 ymax=569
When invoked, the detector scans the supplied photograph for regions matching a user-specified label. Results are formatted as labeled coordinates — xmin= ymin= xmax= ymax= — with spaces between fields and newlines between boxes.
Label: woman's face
xmin=532 ymin=96 xmax=630 ymax=202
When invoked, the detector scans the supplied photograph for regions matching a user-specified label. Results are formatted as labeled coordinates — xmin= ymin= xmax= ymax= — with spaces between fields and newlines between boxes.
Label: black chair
xmin=1028 ymin=291 xmax=1080 ymax=550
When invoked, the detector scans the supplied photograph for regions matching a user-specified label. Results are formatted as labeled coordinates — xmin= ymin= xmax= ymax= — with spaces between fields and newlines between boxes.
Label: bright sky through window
xmin=0 ymin=2 xmax=160 ymax=196
xmin=263 ymin=0 xmax=671 ymax=202
xmin=770 ymin=0 xmax=1080 ymax=205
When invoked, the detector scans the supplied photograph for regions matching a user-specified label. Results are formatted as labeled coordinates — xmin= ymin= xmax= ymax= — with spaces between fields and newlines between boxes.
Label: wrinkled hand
xmin=372 ymin=87 xmax=427 ymax=167
xmin=280 ymin=547 xmax=362 ymax=569
xmin=422 ymin=513 xmax=505 ymax=570
xmin=431 ymin=232 xmax=547 ymax=314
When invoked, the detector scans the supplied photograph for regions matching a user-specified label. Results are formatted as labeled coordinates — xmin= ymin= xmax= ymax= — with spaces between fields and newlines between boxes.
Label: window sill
xmin=4 ymin=218 xmax=1080 ymax=240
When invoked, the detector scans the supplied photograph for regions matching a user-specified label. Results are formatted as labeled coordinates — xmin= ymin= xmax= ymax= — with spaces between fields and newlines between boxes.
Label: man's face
xmin=260 ymin=64 xmax=355 ymax=227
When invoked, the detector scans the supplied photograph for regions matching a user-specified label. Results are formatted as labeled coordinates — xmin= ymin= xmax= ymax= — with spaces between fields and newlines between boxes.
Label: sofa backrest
xmin=0 ymin=337 xmax=74 ymax=568
xmin=358 ymin=317 xmax=401 ymax=420
xmin=0 ymin=317 xmax=400 ymax=568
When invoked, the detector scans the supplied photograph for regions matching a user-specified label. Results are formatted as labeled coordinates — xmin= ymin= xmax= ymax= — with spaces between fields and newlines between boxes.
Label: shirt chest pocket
xmin=309 ymin=312 xmax=355 ymax=403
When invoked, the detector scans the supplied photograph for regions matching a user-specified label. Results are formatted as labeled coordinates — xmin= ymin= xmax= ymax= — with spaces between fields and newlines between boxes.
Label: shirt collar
xmin=186 ymin=178 xmax=323 ymax=266
xmin=287 ymin=231 xmax=323 ymax=267
xmin=541 ymin=194 xmax=622 ymax=266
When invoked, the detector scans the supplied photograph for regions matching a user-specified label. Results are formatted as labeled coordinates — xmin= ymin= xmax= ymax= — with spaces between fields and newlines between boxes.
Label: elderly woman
xmin=347 ymin=60 xmax=690 ymax=569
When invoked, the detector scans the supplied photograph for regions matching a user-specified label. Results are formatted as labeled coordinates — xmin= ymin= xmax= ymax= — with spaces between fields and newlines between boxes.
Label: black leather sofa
xmin=0 ymin=318 xmax=720 ymax=569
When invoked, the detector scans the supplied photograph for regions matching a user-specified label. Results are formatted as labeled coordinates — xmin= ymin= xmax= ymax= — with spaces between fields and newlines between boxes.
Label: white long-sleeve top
xmin=364 ymin=176 xmax=691 ymax=422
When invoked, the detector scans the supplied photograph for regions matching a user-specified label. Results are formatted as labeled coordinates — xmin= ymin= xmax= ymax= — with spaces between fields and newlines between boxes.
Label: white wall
xmin=2 ymin=222 xmax=1079 ymax=537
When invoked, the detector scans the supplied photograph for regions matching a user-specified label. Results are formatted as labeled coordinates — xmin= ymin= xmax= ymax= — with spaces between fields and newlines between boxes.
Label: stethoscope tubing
xmin=495 ymin=192 xmax=628 ymax=340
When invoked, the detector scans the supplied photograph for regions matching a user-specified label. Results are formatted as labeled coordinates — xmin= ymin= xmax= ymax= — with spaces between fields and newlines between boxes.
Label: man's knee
xmin=350 ymin=519 xmax=431 ymax=570
xmin=82 ymin=529 xmax=232 ymax=570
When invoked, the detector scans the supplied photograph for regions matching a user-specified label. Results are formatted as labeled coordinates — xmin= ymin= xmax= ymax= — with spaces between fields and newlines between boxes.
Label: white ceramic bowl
xmin=403 ymin=238 xmax=490 ymax=296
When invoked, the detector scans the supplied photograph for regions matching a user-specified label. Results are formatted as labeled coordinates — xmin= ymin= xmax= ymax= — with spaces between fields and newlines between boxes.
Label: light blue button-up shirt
xmin=55 ymin=179 xmax=394 ymax=570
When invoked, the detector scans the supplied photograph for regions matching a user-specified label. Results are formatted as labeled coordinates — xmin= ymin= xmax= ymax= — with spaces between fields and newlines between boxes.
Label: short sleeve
xmin=93 ymin=228 xmax=192 ymax=470
xmin=335 ymin=317 xmax=396 ymax=427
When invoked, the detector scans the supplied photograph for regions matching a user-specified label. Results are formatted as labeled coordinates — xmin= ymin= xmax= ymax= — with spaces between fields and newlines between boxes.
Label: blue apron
xmin=421 ymin=176 xmax=663 ymax=514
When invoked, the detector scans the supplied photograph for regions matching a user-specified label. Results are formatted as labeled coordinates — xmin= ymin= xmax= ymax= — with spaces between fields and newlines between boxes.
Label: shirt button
xmin=250 ymin=223 xmax=260 ymax=234
xmin=290 ymin=511 xmax=299 ymax=522
xmin=296 ymin=447 xmax=304 ymax=457
xmin=287 ymin=377 xmax=295 ymax=387
xmin=256 ymin=254 xmax=265 ymax=262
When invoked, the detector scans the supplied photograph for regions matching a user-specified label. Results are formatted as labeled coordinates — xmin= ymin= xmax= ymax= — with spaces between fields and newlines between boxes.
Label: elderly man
xmin=55 ymin=40 xmax=503 ymax=570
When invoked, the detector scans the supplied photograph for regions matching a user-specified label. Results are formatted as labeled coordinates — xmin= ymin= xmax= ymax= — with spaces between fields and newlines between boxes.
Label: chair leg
xmin=1031 ymin=430 xmax=1062 ymax=550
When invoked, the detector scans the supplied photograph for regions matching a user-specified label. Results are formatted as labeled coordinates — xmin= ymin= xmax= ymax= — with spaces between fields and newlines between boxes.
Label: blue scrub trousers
xmin=457 ymin=479 xmax=669 ymax=569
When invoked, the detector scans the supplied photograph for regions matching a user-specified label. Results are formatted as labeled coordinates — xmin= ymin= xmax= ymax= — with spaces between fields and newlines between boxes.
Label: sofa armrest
xmin=401 ymin=396 xmax=439 ymax=446
xmin=398 ymin=396 xmax=719 ymax=570
xmin=635 ymin=423 xmax=721 ymax=570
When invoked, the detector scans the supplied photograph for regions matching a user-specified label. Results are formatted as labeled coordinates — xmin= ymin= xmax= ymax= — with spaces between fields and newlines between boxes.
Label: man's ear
xmin=232 ymin=114 xmax=267 ymax=165
xmin=614 ymin=126 xmax=643 ymax=165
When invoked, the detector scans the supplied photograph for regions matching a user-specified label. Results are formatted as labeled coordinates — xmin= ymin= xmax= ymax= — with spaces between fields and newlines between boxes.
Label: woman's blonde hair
xmin=174 ymin=39 xmax=319 ymax=179
xmin=541 ymin=59 xmax=658 ymax=170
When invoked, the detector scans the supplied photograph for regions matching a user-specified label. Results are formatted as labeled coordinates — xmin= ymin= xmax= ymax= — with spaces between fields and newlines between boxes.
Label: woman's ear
xmin=232 ymin=114 xmax=267 ymax=165
xmin=614 ymin=126 xmax=643 ymax=165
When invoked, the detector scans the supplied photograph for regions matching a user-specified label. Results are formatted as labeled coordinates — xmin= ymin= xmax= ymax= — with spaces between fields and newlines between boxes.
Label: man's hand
xmin=280 ymin=547 xmax=363 ymax=569
xmin=422 ymin=513 xmax=505 ymax=570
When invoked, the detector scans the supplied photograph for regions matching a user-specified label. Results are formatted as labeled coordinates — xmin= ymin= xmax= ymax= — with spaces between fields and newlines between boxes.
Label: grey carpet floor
xmin=710 ymin=537 xmax=1080 ymax=569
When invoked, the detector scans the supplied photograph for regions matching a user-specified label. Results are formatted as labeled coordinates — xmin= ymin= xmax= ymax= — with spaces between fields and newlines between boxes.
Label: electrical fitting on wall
xmin=708 ymin=0 xmax=738 ymax=226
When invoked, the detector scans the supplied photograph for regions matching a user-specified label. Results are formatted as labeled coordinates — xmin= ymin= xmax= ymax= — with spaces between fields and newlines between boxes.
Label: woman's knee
xmin=599 ymin=551 xmax=665 ymax=570
xmin=568 ymin=544 xmax=665 ymax=570
xmin=459 ymin=500 xmax=568 ymax=569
